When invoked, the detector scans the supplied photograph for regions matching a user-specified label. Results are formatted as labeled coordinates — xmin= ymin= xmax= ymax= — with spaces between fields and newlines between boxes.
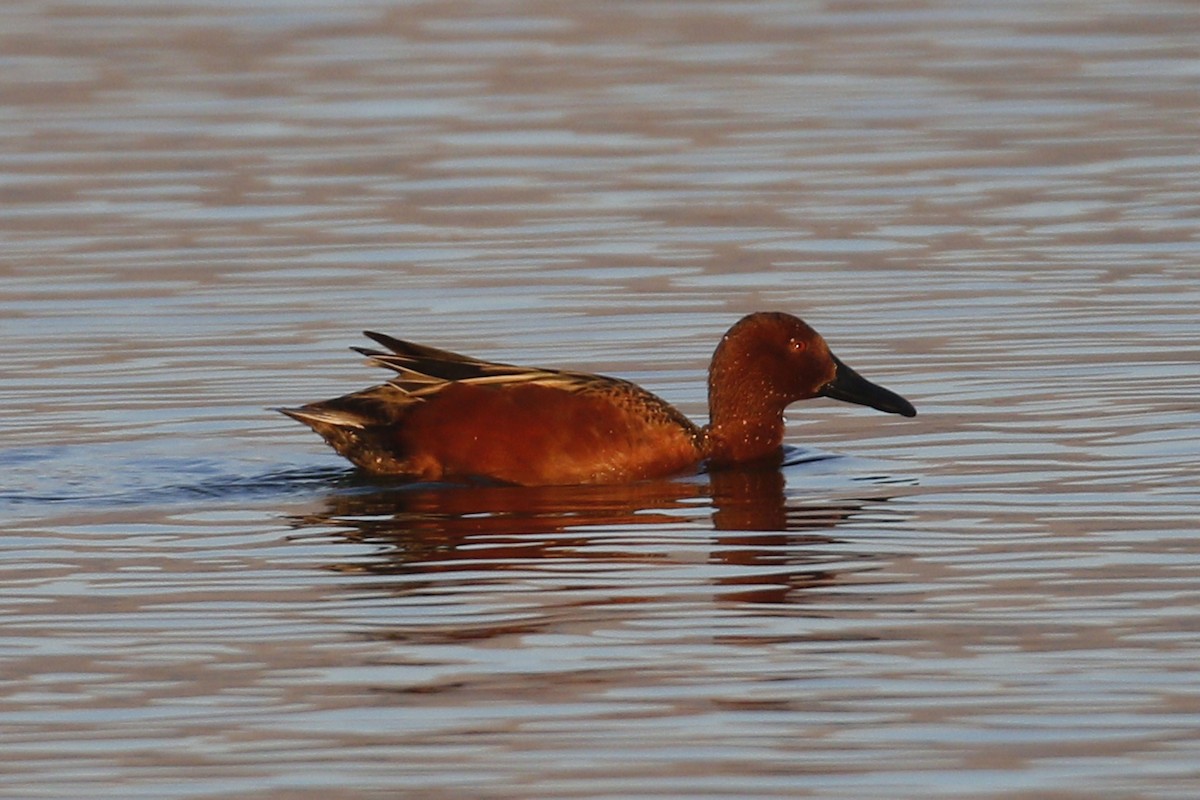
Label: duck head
xmin=704 ymin=312 xmax=915 ymax=465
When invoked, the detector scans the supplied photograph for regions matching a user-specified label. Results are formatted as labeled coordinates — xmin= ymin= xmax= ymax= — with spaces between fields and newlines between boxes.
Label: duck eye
xmin=788 ymin=338 xmax=807 ymax=354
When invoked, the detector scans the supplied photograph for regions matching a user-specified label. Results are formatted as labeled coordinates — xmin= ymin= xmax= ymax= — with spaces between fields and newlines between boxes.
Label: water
xmin=3 ymin=1 xmax=1199 ymax=797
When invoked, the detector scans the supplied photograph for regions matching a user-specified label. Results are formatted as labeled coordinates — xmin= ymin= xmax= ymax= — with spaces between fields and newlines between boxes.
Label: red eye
xmin=789 ymin=338 xmax=807 ymax=353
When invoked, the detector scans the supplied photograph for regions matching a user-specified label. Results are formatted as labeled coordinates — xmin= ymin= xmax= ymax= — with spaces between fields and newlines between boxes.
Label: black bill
xmin=819 ymin=355 xmax=917 ymax=418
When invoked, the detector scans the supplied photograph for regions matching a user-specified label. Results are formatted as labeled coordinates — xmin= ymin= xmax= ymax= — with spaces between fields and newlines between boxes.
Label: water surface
xmin=2 ymin=1 xmax=1199 ymax=798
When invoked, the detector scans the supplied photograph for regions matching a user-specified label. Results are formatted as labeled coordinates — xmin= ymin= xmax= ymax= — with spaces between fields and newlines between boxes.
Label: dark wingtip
xmin=363 ymin=330 xmax=408 ymax=352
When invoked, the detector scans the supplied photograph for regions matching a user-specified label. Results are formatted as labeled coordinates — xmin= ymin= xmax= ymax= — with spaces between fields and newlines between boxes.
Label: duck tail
xmin=278 ymin=385 xmax=416 ymax=473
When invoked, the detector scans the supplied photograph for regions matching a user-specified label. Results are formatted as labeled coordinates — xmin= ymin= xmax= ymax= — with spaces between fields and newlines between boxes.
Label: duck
xmin=281 ymin=312 xmax=916 ymax=486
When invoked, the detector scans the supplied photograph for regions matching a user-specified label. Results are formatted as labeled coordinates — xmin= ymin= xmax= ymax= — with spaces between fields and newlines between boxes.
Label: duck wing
xmin=354 ymin=330 xmax=586 ymax=395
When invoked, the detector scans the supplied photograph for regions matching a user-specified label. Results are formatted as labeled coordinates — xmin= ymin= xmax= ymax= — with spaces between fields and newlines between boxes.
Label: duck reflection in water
xmin=288 ymin=452 xmax=910 ymax=607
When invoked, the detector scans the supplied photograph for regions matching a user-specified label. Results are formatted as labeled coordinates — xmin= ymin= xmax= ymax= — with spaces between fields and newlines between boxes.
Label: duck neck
xmin=703 ymin=379 xmax=787 ymax=465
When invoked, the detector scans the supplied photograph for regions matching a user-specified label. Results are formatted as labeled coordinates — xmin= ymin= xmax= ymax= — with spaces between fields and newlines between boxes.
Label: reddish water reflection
xmin=288 ymin=464 xmax=893 ymax=608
